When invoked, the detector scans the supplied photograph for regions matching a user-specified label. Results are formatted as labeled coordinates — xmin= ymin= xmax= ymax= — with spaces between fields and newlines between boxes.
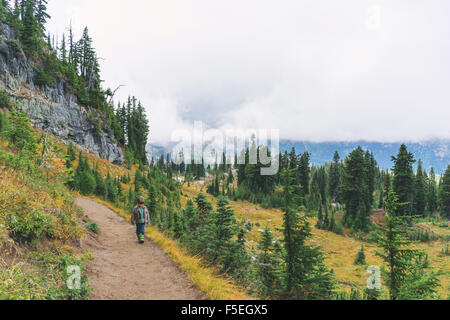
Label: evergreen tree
xmin=127 ymin=186 xmax=135 ymax=210
xmin=147 ymin=185 xmax=158 ymax=223
xmin=354 ymin=245 xmax=366 ymax=265
xmin=74 ymin=154 xmax=96 ymax=195
xmin=35 ymin=0 xmax=50 ymax=39
xmin=414 ymin=159 xmax=426 ymax=216
xmin=342 ymin=147 xmax=371 ymax=232
xmin=0 ymin=0 xmax=8 ymax=22
xmin=382 ymin=171 xmax=391 ymax=210
xmin=426 ymin=167 xmax=438 ymax=215
xmin=21 ymin=0 xmax=38 ymax=56
xmin=211 ymin=197 xmax=243 ymax=273
xmin=365 ymin=151 xmax=377 ymax=207
xmin=298 ymin=152 xmax=311 ymax=196
xmin=288 ymin=147 xmax=297 ymax=170
xmin=439 ymin=165 xmax=450 ymax=219
xmin=281 ymin=169 xmax=335 ymax=300
xmin=376 ymin=191 xmax=440 ymax=300
xmin=7 ymin=110 xmax=36 ymax=152
xmin=257 ymin=227 xmax=283 ymax=299
xmin=328 ymin=151 xmax=341 ymax=201
xmin=67 ymin=141 xmax=77 ymax=162
xmin=93 ymin=166 xmax=106 ymax=198
xmin=392 ymin=145 xmax=415 ymax=216
xmin=328 ymin=211 xmax=337 ymax=232
xmin=194 ymin=193 xmax=213 ymax=226
xmin=183 ymin=199 xmax=199 ymax=236
xmin=105 ymin=173 xmax=117 ymax=203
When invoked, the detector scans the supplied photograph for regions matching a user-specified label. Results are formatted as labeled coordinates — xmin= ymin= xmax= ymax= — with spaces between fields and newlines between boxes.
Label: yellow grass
xmin=83 ymin=196 xmax=254 ymax=300
xmin=182 ymin=183 xmax=450 ymax=298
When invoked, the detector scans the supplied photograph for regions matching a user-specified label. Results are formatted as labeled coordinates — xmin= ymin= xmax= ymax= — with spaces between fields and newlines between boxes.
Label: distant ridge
xmin=147 ymin=139 xmax=450 ymax=174
xmin=280 ymin=140 xmax=450 ymax=173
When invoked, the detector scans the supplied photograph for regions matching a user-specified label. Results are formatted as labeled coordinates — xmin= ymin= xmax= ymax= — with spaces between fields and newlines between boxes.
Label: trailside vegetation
xmin=0 ymin=0 xmax=149 ymax=166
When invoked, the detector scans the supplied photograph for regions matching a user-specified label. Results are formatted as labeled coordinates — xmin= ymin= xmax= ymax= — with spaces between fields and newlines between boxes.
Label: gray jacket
xmin=131 ymin=205 xmax=150 ymax=225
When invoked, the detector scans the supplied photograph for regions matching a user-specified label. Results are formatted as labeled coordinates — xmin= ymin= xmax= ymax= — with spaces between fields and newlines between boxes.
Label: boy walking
xmin=131 ymin=196 xmax=150 ymax=244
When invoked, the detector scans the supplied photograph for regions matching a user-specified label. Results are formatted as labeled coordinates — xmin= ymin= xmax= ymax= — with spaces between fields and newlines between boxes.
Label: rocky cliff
xmin=0 ymin=22 xmax=123 ymax=165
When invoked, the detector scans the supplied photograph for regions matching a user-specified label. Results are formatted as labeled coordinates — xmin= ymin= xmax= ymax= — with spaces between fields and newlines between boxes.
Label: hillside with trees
xmin=0 ymin=0 xmax=448 ymax=301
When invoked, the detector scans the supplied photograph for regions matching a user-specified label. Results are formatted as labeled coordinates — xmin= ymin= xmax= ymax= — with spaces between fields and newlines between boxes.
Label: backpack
xmin=137 ymin=206 xmax=146 ymax=224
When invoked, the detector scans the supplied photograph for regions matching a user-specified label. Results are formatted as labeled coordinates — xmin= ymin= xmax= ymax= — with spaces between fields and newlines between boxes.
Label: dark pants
xmin=136 ymin=223 xmax=146 ymax=238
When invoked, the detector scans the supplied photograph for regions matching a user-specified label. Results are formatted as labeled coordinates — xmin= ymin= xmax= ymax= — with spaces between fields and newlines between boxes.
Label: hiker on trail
xmin=131 ymin=196 xmax=150 ymax=244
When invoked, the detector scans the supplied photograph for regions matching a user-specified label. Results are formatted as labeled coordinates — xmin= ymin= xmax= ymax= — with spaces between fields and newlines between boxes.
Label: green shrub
xmin=333 ymin=222 xmax=345 ymax=236
xmin=6 ymin=209 xmax=56 ymax=242
xmin=29 ymin=250 xmax=91 ymax=300
xmin=367 ymin=230 xmax=381 ymax=243
xmin=34 ymin=65 xmax=55 ymax=87
xmin=0 ymin=89 xmax=9 ymax=108
xmin=354 ymin=245 xmax=366 ymax=265
xmin=79 ymin=171 xmax=96 ymax=195
xmin=441 ymin=244 xmax=449 ymax=256
xmin=0 ymin=263 xmax=48 ymax=300
xmin=0 ymin=111 xmax=6 ymax=134
xmin=7 ymin=111 xmax=37 ymax=152
xmin=33 ymin=53 xmax=59 ymax=87
xmin=86 ymin=222 xmax=100 ymax=234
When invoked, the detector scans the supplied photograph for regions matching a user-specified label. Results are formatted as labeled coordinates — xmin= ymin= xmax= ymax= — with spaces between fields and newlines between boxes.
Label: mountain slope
xmin=0 ymin=22 xmax=123 ymax=164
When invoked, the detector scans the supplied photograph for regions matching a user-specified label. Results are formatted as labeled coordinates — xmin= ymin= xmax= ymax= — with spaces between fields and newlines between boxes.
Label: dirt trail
xmin=75 ymin=198 xmax=203 ymax=300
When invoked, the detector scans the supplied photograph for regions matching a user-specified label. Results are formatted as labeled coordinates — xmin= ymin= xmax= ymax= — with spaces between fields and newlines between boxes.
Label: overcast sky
xmin=46 ymin=0 xmax=450 ymax=145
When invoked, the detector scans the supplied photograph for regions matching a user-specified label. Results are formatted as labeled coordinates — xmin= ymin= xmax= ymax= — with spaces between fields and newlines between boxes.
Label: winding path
xmin=75 ymin=198 xmax=203 ymax=300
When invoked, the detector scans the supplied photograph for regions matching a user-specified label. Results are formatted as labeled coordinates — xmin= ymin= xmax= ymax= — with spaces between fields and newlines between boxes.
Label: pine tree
xmin=127 ymin=186 xmax=135 ymax=210
xmin=323 ymin=205 xmax=330 ymax=230
xmin=60 ymin=32 xmax=67 ymax=62
xmin=183 ymin=200 xmax=199 ymax=236
xmin=67 ymin=141 xmax=77 ymax=162
xmin=212 ymin=197 xmax=242 ymax=272
xmin=74 ymin=155 xmax=96 ymax=195
xmin=382 ymin=171 xmax=391 ymax=210
xmin=376 ymin=191 xmax=440 ymax=300
xmin=281 ymin=169 xmax=335 ymax=300
xmin=342 ymin=147 xmax=371 ymax=232
xmin=414 ymin=159 xmax=426 ymax=216
xmin=365 ymin=151 xmax=377 ymax=207
xmin=426 ymin=167 xmax=438 ymax=215
xmin=147 ymin=185 xmax=158 ymax=224
xmin=35 ymin=0 xmax=50 ymax=39
xmin=0 ymin=111 xmax=5 ymax=135
xmin=21 ymin=0 xmax=38 ymax=56
xmin=194 ymin=193 xmax=213 ymax=226
xmin=7 ymin=110 xmax=36 ymax=153
xmin=354 ymin=245 xmax=366 ymax=265
xmin=315 ymin=202 xmax=323 ymax=229
xmin=298 ymin=152 xmax=311 ymax=196
xmin=257 ymin=227 xmax=283 ymax=299
xmin=105 ymin=173 xmax=117 ymax=203
xmin=392 ymin=144 xmax=415 ymax=217
xmin=0 ymin=0 xmax=8 ymax=22
xmin=93 ymin=166 xmax=106 ymax=198
xmin=328 ymin=151 xmax=341 ymax=201
xmin=328 ymin=211 xmax=337 ymax=232
xmin=439 ymin=165 xmax=450 ymax=219
xmin=288 ymin=147 xmax=297 ymax=170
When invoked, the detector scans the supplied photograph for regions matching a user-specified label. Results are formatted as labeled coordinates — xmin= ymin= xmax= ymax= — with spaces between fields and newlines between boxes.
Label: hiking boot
xmin=139 ymin=234 xmax=145 ymax=244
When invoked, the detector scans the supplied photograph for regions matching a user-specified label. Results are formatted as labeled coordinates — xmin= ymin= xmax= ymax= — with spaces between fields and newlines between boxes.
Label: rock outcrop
xmin=0 ymin=23 xmax=123 ymax=165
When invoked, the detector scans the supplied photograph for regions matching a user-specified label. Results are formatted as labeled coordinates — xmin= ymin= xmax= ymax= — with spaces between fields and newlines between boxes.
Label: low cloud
xmin=46 ymin=0 xmax=450 ymax=144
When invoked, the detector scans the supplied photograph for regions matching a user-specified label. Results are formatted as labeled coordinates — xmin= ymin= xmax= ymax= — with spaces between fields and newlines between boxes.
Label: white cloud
xmin=46 ymin=0 xmax=450 ymax=144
